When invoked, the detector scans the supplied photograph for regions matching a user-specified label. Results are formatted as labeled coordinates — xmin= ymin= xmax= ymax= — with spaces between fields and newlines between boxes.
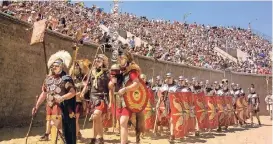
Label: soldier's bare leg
xmin=195 ymin=118 xmax=200 ymax=136
xmin=268 ymin=105 xmax=272 ymax=120
xmin=97 ymin=111 xmax=104 ymax=144
xmin=76 ymin=113 xmax=82 ymax=140
xmin=40 ymin=120 xmax=50 ymax=141
xmin=120 ymin=115 xmax=129 ymax=144
xmin=89 ymin=110 xmax=102 ymax=143
xmin=250 ymin=111 xmax=254 ymax=126
xmin=255 ymin=112 xmax=261 ymax=125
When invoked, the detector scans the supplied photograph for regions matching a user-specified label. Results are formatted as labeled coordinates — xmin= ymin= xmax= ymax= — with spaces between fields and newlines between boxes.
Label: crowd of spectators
xmin=1 ymin=1 xmax=271 ymax=74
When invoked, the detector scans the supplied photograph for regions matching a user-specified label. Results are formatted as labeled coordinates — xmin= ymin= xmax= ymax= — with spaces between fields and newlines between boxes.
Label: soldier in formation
xmin=31 ymin=49 xmax=265 ymax=144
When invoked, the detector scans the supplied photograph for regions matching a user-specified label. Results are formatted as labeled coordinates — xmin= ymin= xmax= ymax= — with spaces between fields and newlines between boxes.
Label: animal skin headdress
xmin=47 ymin=50 xmax=72 ymax=68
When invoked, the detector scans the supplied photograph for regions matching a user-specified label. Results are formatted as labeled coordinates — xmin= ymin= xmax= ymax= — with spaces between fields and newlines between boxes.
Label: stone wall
xmin=0 ymin=12 xmax=271 ymax=128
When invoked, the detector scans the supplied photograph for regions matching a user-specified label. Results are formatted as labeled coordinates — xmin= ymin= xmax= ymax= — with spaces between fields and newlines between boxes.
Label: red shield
xmin=124 ymin=79 xmax=149 ymax=113
xmin=236 ymin=96 xmax=248 ymax=122
xmin=187 ymin=93 xmax=196 ymax=132
xmin=193 ymin=92 xmax=209 ymax=130
xmin=179 ymin=92 xmax=192 ymax=135
xmin=241 ymin=96 xmax=249 ymax=120
xmin=225 ymin=96 xmax=235 ymax=126
xmin=215 ymin=96 xmax=227 ymax=126
xmin=144 ymin=88 xmax=156 ymax=130
xmin=170 ymin=92 xmax=188 ymax=138
xmin=205 ymin=96 xmax=218 ymax=129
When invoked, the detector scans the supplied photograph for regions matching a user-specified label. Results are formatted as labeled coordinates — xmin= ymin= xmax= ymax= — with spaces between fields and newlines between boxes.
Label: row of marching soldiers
xmin=144 ymin=72 xmax=262 ymax=141
xmin=31 ymin=48 xmax=158 ymax=144
xmin=31 ymin=48 xmax=262 ymax=144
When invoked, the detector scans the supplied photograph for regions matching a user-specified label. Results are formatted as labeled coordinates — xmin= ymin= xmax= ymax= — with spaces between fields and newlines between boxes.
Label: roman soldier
xmin=81 ymin=54 xmax=109 ymax=144
xmin=188 ymin=77 xmax=196 ymax=92
xmin=265 ymin=91 xmax=273 ymax=120
xmin=230 ymin=83 xmax=239 ymax=125
xmin=152 ymin=75 xmax=163 ymax=103
xmin=230 ymin=83 xmax=236 ymax=104
xmin=213 ymin=81 xmax=225 ymax=131
xmin=108 ymin=49 xmax=142 ymax=144
xmin=215 ymin=81 xmax=224 ymax=96
xmin=69 ymin=59 xmax=91 ymax=141
xmin=199 ymin=81 xmax=204 ymax=91
xmin=108 ymin=64 xmax=122 ymax=134
xmin=219 ymin=79 xmax=230 ymax=131
xmin=32 ymin=50 xmax=76 ymax=144
xmin=177 ymin=76 xmax=190 ymax=92
xmin=157 ymin=73 xmax=178 ymax=141
xmin=236 ymin=84 xmax=245 ymax=96
xmin=191 ymin=78 xmax=203 ymax=136
xmin=205 ymin=80 xmax=214 ymax=96
xmin=192 ymin=79 xmax=202 ymax=94
xmin=221 ymin=79 xmax=230 ymax=96
xmin=248 ymin=84 xmax=261 ymax=126
xmin=140 ymin=74 xmax=155 ymax=136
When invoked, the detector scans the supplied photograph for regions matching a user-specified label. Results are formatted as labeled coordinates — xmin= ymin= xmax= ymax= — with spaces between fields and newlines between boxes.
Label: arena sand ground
xmin=0 ymin=116 xmax=272 ymax=144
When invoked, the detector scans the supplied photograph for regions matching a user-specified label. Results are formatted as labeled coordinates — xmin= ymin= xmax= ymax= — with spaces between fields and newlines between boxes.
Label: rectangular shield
xmin=170 ymin=92 xmax=188 ymax=138
xmin=193 ymin=92 xmax=209 ymax=130
xmin=216 ymin=96 xmax=227 ymax=127
xmin=205 ymin=96 xmax=218 ymax=129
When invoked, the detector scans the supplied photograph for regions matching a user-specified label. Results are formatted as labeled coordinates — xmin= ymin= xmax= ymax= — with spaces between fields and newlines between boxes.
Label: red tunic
xmin=117 ymin=70 xmax=139 ymax=118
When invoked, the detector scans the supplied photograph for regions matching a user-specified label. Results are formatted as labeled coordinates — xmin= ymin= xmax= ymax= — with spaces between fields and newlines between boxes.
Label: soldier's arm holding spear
xmin=32 ymin=90 xmax=47 ymax=115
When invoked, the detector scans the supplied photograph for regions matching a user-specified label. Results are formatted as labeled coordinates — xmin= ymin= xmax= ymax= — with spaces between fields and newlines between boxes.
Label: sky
xmin=82 ymin=1 xmax=272 ymax=39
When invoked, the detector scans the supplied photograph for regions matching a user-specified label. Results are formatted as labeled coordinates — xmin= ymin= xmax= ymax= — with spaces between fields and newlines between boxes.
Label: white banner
xmin=30 ymin=19 xmax=47 ymax=45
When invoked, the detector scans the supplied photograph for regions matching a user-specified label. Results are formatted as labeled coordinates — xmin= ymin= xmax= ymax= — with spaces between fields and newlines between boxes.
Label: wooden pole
xmin=25 ymin=96 xmax=39 ymax=144
xmin=43 ymin=41 xmax=49 ymax=74
xmin=25 ymin=40 xmax=49 ymax=144
xmin=82 ymin=45 xmax=101 ymax=129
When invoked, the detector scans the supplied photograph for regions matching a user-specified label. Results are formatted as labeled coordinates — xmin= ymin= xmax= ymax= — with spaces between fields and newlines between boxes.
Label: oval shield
xmin=124 ymin=78 xmax=149 ymax=113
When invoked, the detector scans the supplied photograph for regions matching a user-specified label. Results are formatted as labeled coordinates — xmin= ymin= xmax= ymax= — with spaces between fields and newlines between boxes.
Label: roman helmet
xmin=140 ymin=74 xmax=147 ymax=83
xmin=47 ymin=50 xmax=72 ymax=75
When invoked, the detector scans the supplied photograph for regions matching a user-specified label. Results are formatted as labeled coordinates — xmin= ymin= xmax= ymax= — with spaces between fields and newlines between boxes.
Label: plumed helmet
xmin=47 ymin=50 xmax=72 ymax=68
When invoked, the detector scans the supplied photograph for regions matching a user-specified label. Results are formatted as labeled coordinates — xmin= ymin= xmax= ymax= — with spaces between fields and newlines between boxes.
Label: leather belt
xmin=90 ymin=92 xmax=108 ymax=96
